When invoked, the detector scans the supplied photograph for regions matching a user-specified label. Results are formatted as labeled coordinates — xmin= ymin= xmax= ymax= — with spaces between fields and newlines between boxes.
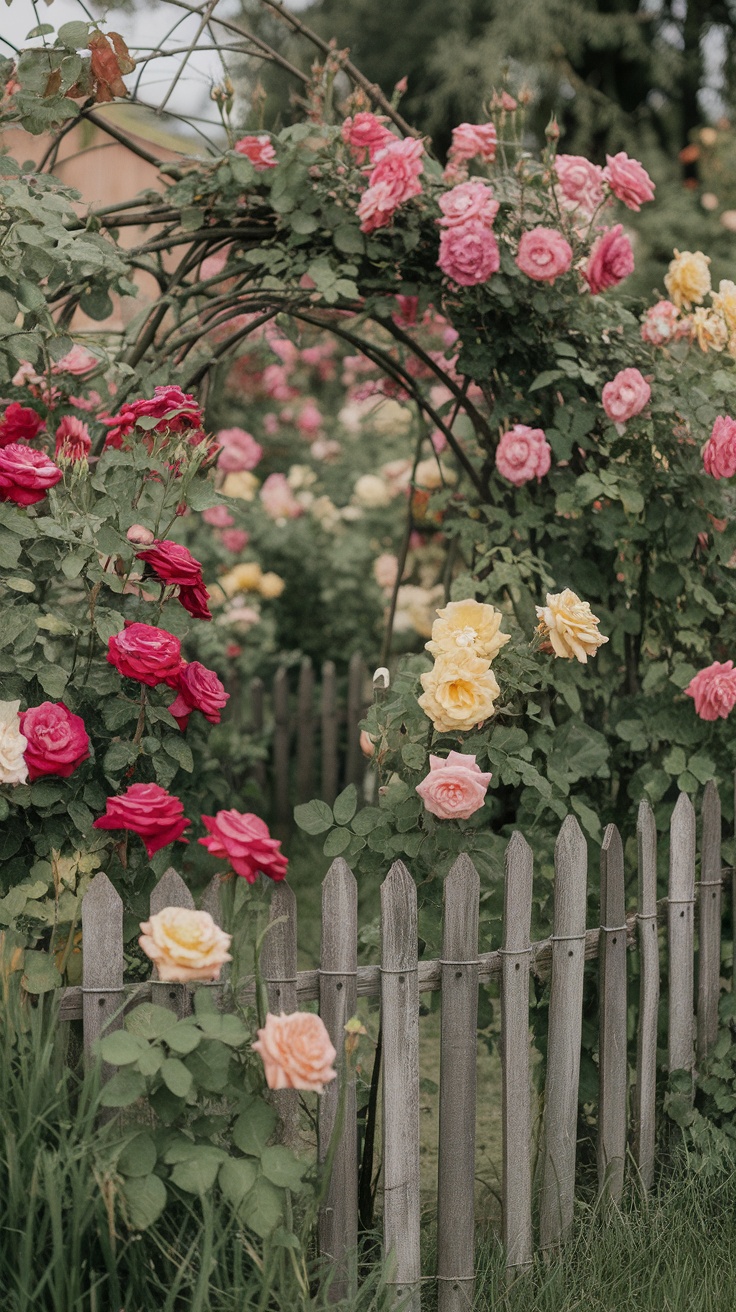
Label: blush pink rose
xmin=203 ymin=504 xmax=234 ymax=527
xmin=341 ymin=111 xmax=395 ymax=162
xmin=685 ymin=660 xmax=736 ymax=720
xmin=515 ymin=228 xmax=573 ymax=284
xmin=198 ymin=809 xmax=288 ymax=883
xmin=447 ymin=122 xmax=497 ymax=164
xmin=51 ymin=344 xmax=98 ymax=375
xmin=94 ymin=783 xmax=190 ymax=856
xmin=253 ymin=1012 xmax=337 ymax=1093
xmin=437 ymin=222 xmax=500 ymax=286
xmin=554 ymin=155 xmax=605 ymax=215
xmin=583 ymin=224 xmax=635 ymax=294
xmin=603 ymin=152 xmax=655 ymax=211
xmin=19 ymin=701 xmax=90 ymax=781
xmin=495 ymin=425 xmax=552 ymax=486
xmin=357 ymin=137 xmax=424 ymax=233
xmin=297 ymin=400 xmax=323 ymax=436
xmin=55 ymin=415 xmax=91 ymax=461
xmin=416 ymin=751 xmax=492 ymax=820
xmin=438 ymin=180 xmax=499 ymax=228
xmin=127 ymin=524 xmax=155 ymax=545
xmin=641 ymin=300 xmax=680 ymax=346
xmin=601 ymin=368 xmax=651 ymax=424
xmin=220 ymin=528 xmax=250 ymax=553
xmin=260 ymin=472 xmax=303 ymax=520
xmin=216 ymin=427 xmax=262 ymax=472
xmin=0 ymin=443 xmax=61 ymax=505
xmin=703 ymin=415 xmax=736 ymax=480
xmin=0 ymin=403 xmax=44 ymax=447
xmin=233 ymin=134 xmax=277 ymax=170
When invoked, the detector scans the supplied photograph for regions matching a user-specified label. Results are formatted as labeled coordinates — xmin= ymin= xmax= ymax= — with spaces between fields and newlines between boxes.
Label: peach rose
xmin=685 ymin=660 xmax=736 ymax=720
xmin=418 ymin=650 xmax=500 ymax=732
xmin=601 ymin=368 xmax=651 ymax=424
xmin=426 ymin=598 xmax=509 ymax=662
xmin=139 ymin=907 xmax=232 ymax=983
xmin=416 ymin=751 xmax=491 ymax=820
xmin=640 ymin=300 xmax=680 ymax=346
xmin=253 ymin=1011 xmax=337 ymax=1093
xmin=535 ymin=588 xmax=608 ymax=663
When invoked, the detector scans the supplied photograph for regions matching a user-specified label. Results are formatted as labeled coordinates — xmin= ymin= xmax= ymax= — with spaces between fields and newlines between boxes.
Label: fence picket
xmin=539 ymin=815 xmax=588 ymax=1250
xmin=296 ymin=657 xmax=316 ymax=804
xmin=200 ymin=875 xmax=230 ymax=1008
xmin=597 ymin=825 xmax=627 ymax=1204
xmin=437 ymin=854 xmax=480 ymax=1311
xmin=249 ymin=676 xmax=267 ymax=792
xmin=697 ymin=780 xmax=722 ymax=1062
xmin=668 ymin=792 xmax=696 ymax=1090
xmin=633 ymin=800 xmax=659 ymax=1190
xmin=273 ymin=667 xmax=291 ymax=828
xmin=318 ymin=858 xmax=358 ymax=1302
xmin=381 ymin=860 xmax=420 ymax=1311
xmin=500 ymin=833 xmax=533 ymax=1274
xmin=321 ymin=660 xmax=339 ymax=805
xmin=149 ymin=867 xmax=195 ymax=1019
xmin=261 ymin=880 xmax=300 ymax=1145
xmin=82 ymin=871 xmax=124 ymax=1089
xmin=345 ymin=652 xmax=366 ymax=789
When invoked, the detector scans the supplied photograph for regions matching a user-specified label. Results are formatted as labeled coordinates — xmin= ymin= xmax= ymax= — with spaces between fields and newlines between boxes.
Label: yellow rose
xmin=353 ymin=474 xmax=391 ymax=508
xmin=426 ymin=599 xmax=510 ymax=662
xmin=535 ymin=588 xmax=608 ymax=663
xmin=418 ymin=651 xmax=500 ymax=733
xmin=664 ymin=249 xmax=711 ymax=309
xmin=711 ymin=279 xmax=736 ymax=331
xmin=221 ymin=471 xmax=259 ymax=500
xmin=414 ymin=458 xmax=457 ymax=490
xmin=220 ymin=562 xmax=263 ymax=596
xmin=259 ymin=571 xmax=285 ymax=599
xmin=690 ymin=307 xmax=728 ymax=353
xmin=139 ymin=907 xmax=232 ymax=983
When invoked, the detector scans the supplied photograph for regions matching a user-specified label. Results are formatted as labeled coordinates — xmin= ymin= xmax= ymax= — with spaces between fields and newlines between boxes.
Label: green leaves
xmin=294 ymin=799 xmax=333 ymax=834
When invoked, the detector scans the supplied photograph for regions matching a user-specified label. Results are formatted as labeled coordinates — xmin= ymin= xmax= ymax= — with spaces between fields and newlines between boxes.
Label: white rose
xmin=0 ymin=701 xmax=28 ymax=785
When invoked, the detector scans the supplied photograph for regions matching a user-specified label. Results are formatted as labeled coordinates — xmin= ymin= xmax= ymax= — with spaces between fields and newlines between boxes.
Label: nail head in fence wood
xmin=149 ymin=868 xmax=195 ymax=1019
xmin=437 ymin=854 xmax=480 ymax=1311
xmin=345 ymin=652 xmax=367 ymax=790
xmin=318 ymin=858 xmax=358 ymax=1302
xmin=381 ymin=860 xmax=421 ymax=1311
xmin=539 ymin=814 xmax=588 ymax=1250
xmin=82 ymin=871 xmax=124 ymax=1088
xmin=597 ymin=824 xmax=627 ymax=1205
xmin=321 ymin=660 xmax=339 ymax=806
xmin=296 ymin=657 xmax=316 ymax=804
xmin=249 ymin=676 xmax=267 ymax=791
xmin=633 ymin=800 xmax=659 ymax=1190
xmin=273 ymin=667 xmax=291 ymax=827
xmin=261 ymin=880 xmax=300 ymax=1146
xmin=500 ymin=832 xmax=533 ymax=1273
xmin=697 ymin=780 xmax=722 ymax=1062
xmin=668 ymin=792 xmax=696 ymax=1089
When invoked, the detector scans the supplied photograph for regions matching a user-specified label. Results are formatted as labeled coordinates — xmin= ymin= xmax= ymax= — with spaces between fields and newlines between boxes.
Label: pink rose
xmin=583 ymin=224 xmax=634 ymax=294
xmin=437 ymin=222 xmax=500 ymax=286
xmin=19 ymin=701 xmax=90 ymax=780
xmin=554 ymin=155 xmax=605 ymax=215
xmin=357 ymin=137 xmax=424 ymax=233
xmin=220 ymin=528 xmax=250 ymax=553
xmin=168 ymin=661 xmax=230 ymax=729
xmin=233 ymin=134 xmax=277 ymax=170
xmin=438 ymin=180 xmax=499 ymax=228
xmin=203 ymin=504 xmax=234 ymax=527
xmin=127 ymin=523 xmax=155 ymax=545
xmin=603 ymin=152 xmax=655 ymax=211
xmin=495 ymin=425 xmax=552 ymax=486
xmin=216 ymin=427 xmax=262 ymax=473
xmin=0 ymin=443 xmax=61 ymax=506
xmin=107 ymin=621 xmax=183 ymax=688
xmin=0 ymin=402 xmax=44 ymax=447
xmin=447 ymin=122 xmax=497 ymax=165
xmin=262 ymin=363 xmax=298 ymax=401
xmin=685 ymin=660 xmax=736 ymax=720
xmin=297 ymin=400 xmax=323 ymax=436
xmin=51 ymin=344 xmax=98 ymax=375
xmin=198 ymin=809 xmax=288 ymax=883
xmin=515 ymin=228 xmax=573 ymax=284
xmin=601 ymin=368 xmax=651 ymax=424
xmin=703 ymin=415 xmax=736 ymax=479
xmin=55 ymin=415 xmax=91 ymax=461
xmin=253 ymin=1012 xmax=337 ymax=1094
xmin=416 ymin=751 xmax=492 ymax=820
xmin=94 ymin=783 xmax=190 ymax=856
xmin=641 ymin=300 xmax=680 ymax=346
xmin=341 ymin=111 xmax=395 ymax=162
xmin=260 ymin=472 xmax=303 ymax=520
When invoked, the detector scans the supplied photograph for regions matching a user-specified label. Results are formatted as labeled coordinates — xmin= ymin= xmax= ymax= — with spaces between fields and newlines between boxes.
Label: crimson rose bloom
xmin=135 ymin=539 xmax=212 ymax=620
xmin=198 ymin=810 xmax=288 ymax=883
xmin=94 ymin=783 xmax=190 ymax=856
xmin=107 ymin=622 xmax=183 ymax=687
xmin=0 ymin=443 xmax=62 ymax=506
xmin=169 ymin=661 xmax=230 ymax=729
xmin=104 ymin=385 xmax=204 ymax=450
xmin=584 ymin=224 xmax=635 ymax=294
xmin=19 ymin=701 xmax=90 ymax=780
xmin=0 ymin=402 xmax=44 ymax=448
xmin=55 ymin=415 xmax=91 ymax=461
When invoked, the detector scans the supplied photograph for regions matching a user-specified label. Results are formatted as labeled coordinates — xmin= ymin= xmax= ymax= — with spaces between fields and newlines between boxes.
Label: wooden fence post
xmin=539 ymin=815 xmax=587 ymax=1250
xmin=199 ymin=875 xmax=229 ymax=1010
xmin=344 ymin=653 xmax=366 ymax=790
xmin=273 ymin=667 xmax=291 ymax=828
xmin=697 ymin=780 xmax=722 ymax=1063
xmin=633 ymin=800 xmax=659 ymax=1190
xmin=261 ymin=880 xmax=299 ymax=1146
xmin=249 ymin=676 xmax=267 ymax=794
xmin=296 ymin=657 xmax=316 ymax=804
xmin=321 ymin=660 xmax=339 ymax=806
xmin=381 ymin=860 xmax=421 ymax=1312
xmin=82 ymin=871 xmax=124 ymax=1092
xmin=437 ymin=854 xmax=480 ymax=1311
xmin=318 ymin=858 xmax=358 ymax=1302
xmin=500 ymin=833 xmax=533 ymax=1274
xmin=668 ymin=792 xmax=696 ymax=1092
xmin=597 ymin=824 xmax=627 ymax=1205
xmin=149 ymin=867 xmax=195 ymax=1019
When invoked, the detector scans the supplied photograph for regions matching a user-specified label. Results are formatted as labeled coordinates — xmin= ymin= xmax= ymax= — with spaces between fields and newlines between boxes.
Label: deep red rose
xmin=19 ymin=701 xmax=90 ymax=780
xmin=178 ymin=582 xmax=212 ymax=621
xmin=136 ymin=539 xmax=204 ymax=587
xmin=0 ymin=443 xmax=62 ymax=506
xmin=104 ymin=385 xmax=203 ymax=450
xmin=93 ymin=783 xmax=190 ymax=856
xmin=107 ymin=622 xmax=183 ymax=687
xmin=198 ymin=810 xmax=288 ymax=883
xmin=0 ymin=402 xmax=44 ymax=448
xmin=168 ymin=661 xmax=230 ymax=729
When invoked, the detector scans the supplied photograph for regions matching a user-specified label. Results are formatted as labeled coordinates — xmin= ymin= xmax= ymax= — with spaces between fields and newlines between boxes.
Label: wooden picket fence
xmin=58 ymin=784 xmax=733 ymax=1310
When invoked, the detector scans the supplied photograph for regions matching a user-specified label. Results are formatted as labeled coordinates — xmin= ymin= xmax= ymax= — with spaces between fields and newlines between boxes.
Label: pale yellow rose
xmin=426 ymin=599 xmax=510 ymax=662
xmin=711 ymin=279 xmax=736 ymax=331
xmin=414 ymin=458 xmax=457 ymax=490
xmin=535 ymin=588 xmax=608 ymax=663
xmin=664 ymin=249 xmax=711 ymax=309
xmin=221 ymin=471 xmax=259 ymax=500
xmin=139 ymin=907 xmax=232 ymax=983
xmin=690 ymin=307 xmax=728 ymax=353
xmin=353 ymin=474 xmax=391 ymax=508
xmin=220 ymin=562 xmax=263 ymax=596
xmin=418 ymin=652 xmax=500 ymax=732
xmin=394 ymin=584 xmax=444 ymax=639
xmin=259 ymin=571 xmax=285 ymax=599
xmin=370 ymin=399 xmax=413 ymax=436
xmin=0 ymin=701 xmax=28 ymax=786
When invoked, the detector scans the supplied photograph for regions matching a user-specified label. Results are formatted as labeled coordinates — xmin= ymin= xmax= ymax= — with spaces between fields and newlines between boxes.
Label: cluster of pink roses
xmin=357 ymin=136 xmax=425 ymax=234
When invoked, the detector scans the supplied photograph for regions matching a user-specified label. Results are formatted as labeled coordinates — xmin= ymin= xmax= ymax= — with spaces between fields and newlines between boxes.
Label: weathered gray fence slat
xmin=296 ymin=657 xmax=316 ymax=804
xmin=198 ymin=875 xmax=230 ymax=1010
xmin=149 ymin=867 xmax=195 ymax=1019
xmin=668 ymin=792 xmax=696 ymax=1091
xmin=261 ymin=880 xmax=300 ymax=1146
xmin=633 ymin=800 xmax=659 ymax=1190
xmin=697 ymin=780 xmax=722 ymax=1063
xmin=272 ymin=668 xmax=291 ymax=827
xmin=500 ymin=833 xmax=533 ymax=1274
xmin=82 ymin=871 xmax=124 ymax=1091
xmin=318 ymin=859 xmax=358 ymax=1303
xmin=345 ymin=652 xmax=367 ymax=789
xmin=381 ymin=860 xmax=421 ymax=1312
xmin=437 ymin=854 xmax=480 ymax=1311
xmin=249 ymin=676 xmax=267 ymax=792
xmin=321 ymin=661 xmax=339 ymax=805
xmin=597 ymin=825 xmax=627 ymax=1205
xmin=539 ymin=815 xmax=588 ymax=1250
